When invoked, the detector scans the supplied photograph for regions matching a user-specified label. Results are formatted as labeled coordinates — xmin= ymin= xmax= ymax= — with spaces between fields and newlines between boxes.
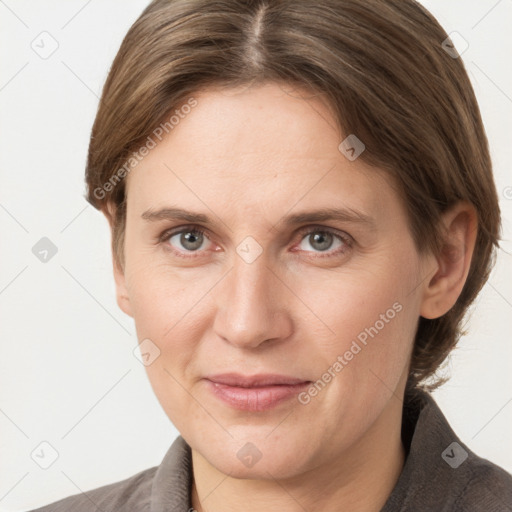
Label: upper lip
xmin=205 ymin=373 xmax=311 ymax=387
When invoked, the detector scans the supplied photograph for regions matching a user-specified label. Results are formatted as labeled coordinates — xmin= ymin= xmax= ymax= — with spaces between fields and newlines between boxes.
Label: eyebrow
xmin=141 ymin=206 xmax=377 ymax=231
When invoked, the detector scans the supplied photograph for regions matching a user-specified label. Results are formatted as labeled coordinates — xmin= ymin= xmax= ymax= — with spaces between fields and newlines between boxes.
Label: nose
xmin=213 ymin=254 xmax=293 ymax=349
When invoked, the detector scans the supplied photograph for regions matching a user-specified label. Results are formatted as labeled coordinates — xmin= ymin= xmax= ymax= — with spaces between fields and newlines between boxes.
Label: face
xmin=115 ymin=81 xmax=430 ymax=479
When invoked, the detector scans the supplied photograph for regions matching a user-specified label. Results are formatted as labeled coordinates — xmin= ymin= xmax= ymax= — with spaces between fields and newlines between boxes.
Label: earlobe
xmin=420 ymin=202 xmax=478 ymax=320
xmin=112 ymin=256 xmax=133 ymax=318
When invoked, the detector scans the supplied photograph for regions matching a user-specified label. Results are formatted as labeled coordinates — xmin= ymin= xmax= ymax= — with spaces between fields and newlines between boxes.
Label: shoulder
xmin=452 ymin=454 xmax=512 ymax=511
xmin=383 ymin=389 xmax=512 ymax=512
xmin=28 ymin=435 xmax=193 ymax=512
xmin=28 ymin=465 xmax=158 ymax=512
xmin=420 ymin=392 xmax=512 ymax=510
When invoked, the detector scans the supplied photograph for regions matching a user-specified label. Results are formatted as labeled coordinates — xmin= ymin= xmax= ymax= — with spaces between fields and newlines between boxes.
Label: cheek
xmin=300 ymin=255 xmax=419 ymax=393
xmin=125 ymin=255 xmax=200 ymax=335
xmin=125 ymin=263 xmax=208 ymax=431
xmin=125 ymin=261 xmax=206 ymax=387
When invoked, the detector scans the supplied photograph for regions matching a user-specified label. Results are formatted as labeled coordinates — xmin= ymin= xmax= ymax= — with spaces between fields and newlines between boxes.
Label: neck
xmin=190 ymin=396 xmax=406 ymax=512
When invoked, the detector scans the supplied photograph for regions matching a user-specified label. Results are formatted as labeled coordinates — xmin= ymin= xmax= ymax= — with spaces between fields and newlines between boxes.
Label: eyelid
xmin=158 ymin=224 xmax=211 ymax=243
xmin=295 ymin=224 xmax=353 ymax=244
xmin=158 ymin=224 xmax=353 ymax=257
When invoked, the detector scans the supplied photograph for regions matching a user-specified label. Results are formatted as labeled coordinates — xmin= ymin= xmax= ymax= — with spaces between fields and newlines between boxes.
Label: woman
xmin=31 ymin=0 xmax=512 ymax=510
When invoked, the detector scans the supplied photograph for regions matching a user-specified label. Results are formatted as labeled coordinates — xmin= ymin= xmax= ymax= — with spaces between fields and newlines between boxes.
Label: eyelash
xmin=158 ymin=224 xmax=353 ymax=259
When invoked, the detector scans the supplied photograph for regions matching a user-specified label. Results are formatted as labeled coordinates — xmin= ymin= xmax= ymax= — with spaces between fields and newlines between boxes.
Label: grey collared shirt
xmin=29 ymin=390 xmax=512 ymax=511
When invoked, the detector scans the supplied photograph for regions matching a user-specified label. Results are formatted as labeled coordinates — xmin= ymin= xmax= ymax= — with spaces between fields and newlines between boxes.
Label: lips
xmin=205 ymin=373 xmax=310 ymax=387
xmin=204 ymin=373 xmax=311 ymax=411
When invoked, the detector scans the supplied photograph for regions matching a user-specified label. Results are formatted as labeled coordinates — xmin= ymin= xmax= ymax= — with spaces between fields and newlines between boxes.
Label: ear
xmin=420 ymin=201 xmax=478 ymax=320
xmin=103 ymin=202 xmax=133 ymax=318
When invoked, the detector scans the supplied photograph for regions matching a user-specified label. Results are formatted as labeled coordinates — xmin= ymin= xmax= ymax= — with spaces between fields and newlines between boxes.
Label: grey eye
xmin=298 ymin=231 xmax=343 ymax=253
xmin=169 ymin=230 xmax=207 ymax=251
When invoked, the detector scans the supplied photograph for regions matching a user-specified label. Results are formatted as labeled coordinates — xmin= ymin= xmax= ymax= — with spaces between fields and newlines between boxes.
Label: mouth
xmin=203 ymin=373 xmax=312 ymax=412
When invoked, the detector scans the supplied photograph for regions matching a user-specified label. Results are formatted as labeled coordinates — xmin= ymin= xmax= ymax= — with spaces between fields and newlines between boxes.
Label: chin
xmin=191 ymin=432 xmax=312 ymax=480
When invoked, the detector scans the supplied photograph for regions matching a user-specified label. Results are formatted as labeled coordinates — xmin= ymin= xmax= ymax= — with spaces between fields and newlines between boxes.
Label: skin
xmin=106 ymin=81 xmax=477 ymax=512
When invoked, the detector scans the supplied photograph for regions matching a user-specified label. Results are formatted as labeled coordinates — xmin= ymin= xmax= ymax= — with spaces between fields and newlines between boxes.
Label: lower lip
xmin=205 ymin=380 xmax=310 ymax=412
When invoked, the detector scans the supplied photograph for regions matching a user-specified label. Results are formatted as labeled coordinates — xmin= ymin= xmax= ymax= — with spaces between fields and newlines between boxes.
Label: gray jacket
xmin=29 ymin=390 xmax=512 ymax=511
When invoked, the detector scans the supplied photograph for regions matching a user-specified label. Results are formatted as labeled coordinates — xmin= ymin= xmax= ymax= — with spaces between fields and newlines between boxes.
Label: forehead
xmin=125 ymin=82 xmax=400 ymax=225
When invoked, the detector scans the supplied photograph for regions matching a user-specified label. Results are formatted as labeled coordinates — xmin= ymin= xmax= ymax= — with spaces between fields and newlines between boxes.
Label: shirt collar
xmin=150 ymin=433 xmax=193 ymax=512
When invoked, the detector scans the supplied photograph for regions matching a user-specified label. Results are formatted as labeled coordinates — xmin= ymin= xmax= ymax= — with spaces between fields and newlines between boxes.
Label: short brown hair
xmin=84 ymin=0 xmax=501 ymax=396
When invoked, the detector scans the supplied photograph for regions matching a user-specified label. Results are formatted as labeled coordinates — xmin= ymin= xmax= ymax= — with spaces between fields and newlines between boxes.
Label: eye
xmin=158 ymin=225 xmax=352 ymax=258
xmin=160 ymin=225 xmax=213 ymax=257
xmin=294 ymin=226 xmax=352 ymax=257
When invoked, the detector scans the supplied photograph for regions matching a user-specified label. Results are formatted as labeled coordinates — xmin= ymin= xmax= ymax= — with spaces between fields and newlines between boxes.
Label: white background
xmin=0 ymin=1 xmax=511 ymax=510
